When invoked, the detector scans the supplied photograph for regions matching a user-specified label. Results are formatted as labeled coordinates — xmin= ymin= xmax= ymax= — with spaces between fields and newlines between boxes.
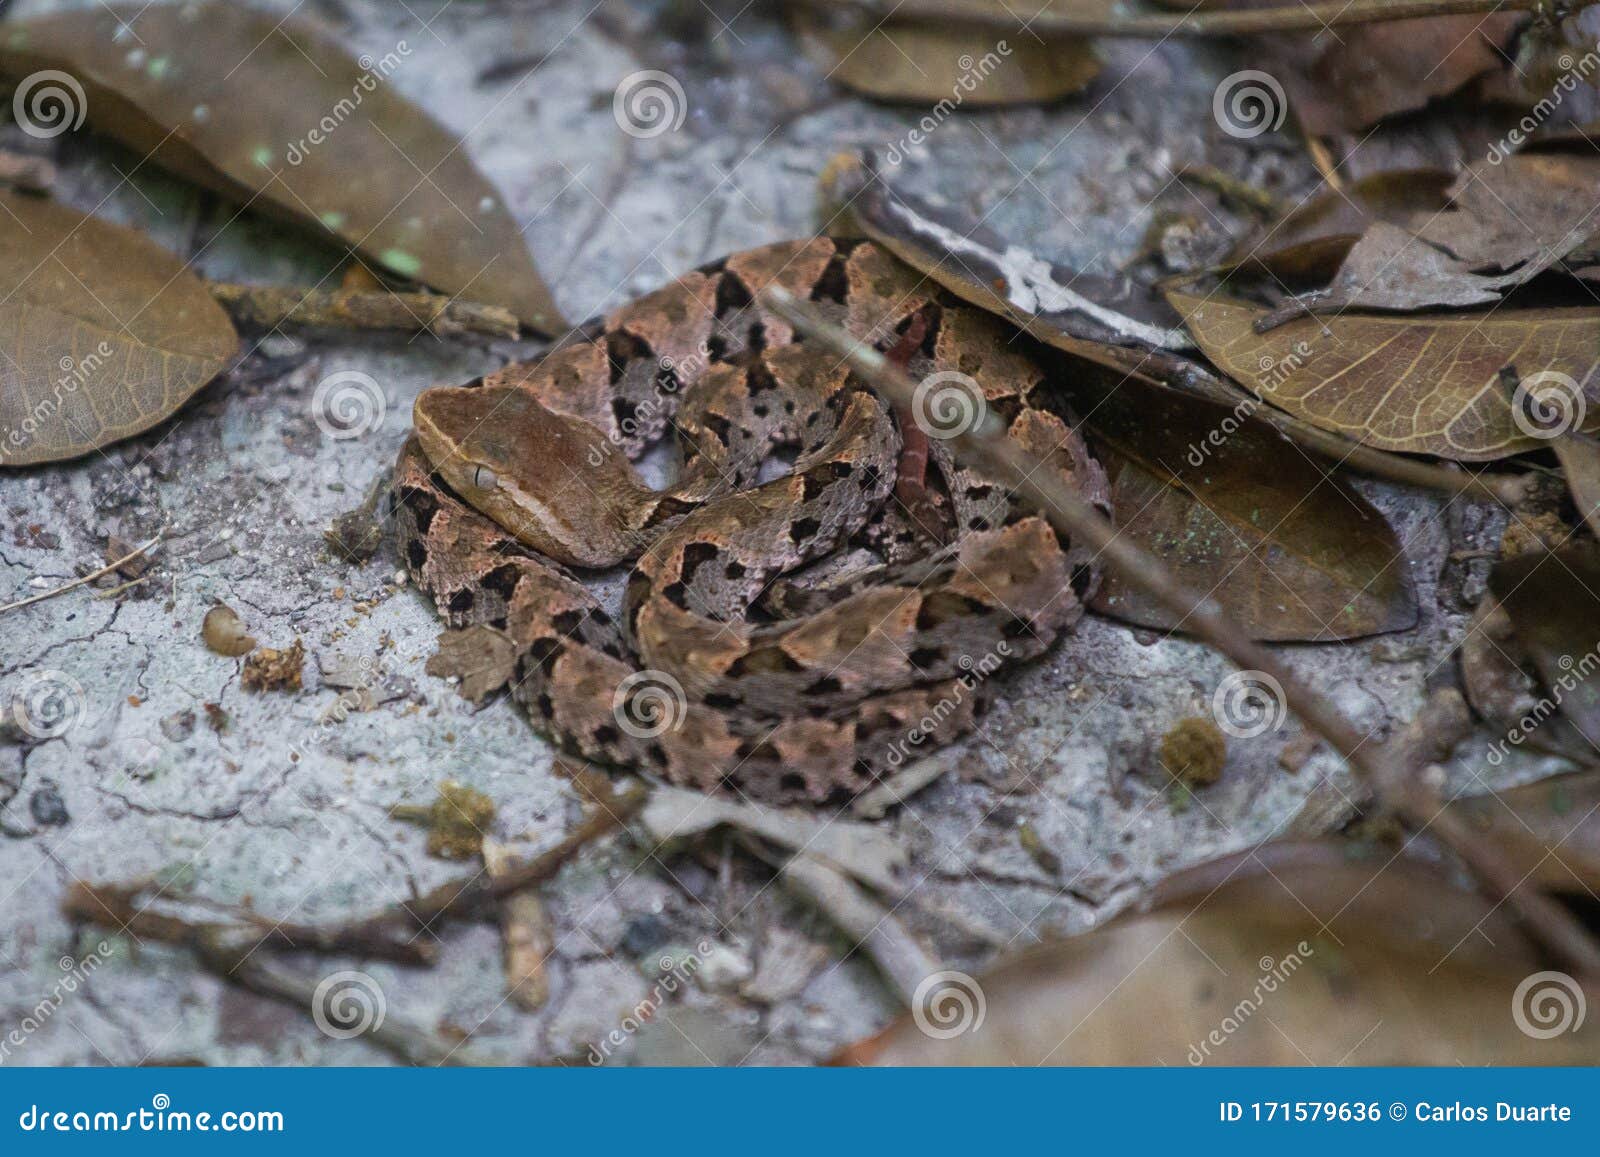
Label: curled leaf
xmin=202 ymin=604 xmax=256 ymax=657
xmin=828 ymin=155 xmax=1188 ymax=351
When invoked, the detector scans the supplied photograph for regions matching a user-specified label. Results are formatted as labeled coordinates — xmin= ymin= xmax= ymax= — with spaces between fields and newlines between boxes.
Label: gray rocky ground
xmin=0 ymin=0 xmax=1569 ymax=1065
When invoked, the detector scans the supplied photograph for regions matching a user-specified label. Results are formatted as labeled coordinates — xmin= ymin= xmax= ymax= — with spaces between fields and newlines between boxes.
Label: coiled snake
xmin=395 ymin=238 xmax=1108 ymax=804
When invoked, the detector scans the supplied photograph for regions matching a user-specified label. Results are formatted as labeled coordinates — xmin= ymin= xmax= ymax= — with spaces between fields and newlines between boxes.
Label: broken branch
xmin=207 ymin=282 xmax=520 ymax=339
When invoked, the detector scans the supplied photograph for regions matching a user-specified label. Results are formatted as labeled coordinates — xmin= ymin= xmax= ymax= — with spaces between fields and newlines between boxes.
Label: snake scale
xmin=394 ymin=238 xmax=1109 ymax=804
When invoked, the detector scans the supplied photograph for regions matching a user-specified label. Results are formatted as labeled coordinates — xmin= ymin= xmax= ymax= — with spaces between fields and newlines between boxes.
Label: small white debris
xmin=695 ymin=942 xmax=754 ymax=992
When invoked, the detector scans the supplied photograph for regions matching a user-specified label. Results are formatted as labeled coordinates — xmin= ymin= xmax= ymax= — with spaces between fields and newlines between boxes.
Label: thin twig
xmin=61 ymin=879 xmax=474 ymax=1065
xmin=94 ymin=574 xmax=152 ymax=600
xmin=814 ymin=0 xmax=1551 ymax=37
xmin=0 ymin=531 xmax=163 ymax=614
xmin=64 ymin=784 xmax=646 ymax=969
xmin=246 ymin=782 xmax=649 ymax=961
xmin=207 ymin=282 xmax=520 ymax=339
xmin=763 ymin=285 xmax=1600 ymax=978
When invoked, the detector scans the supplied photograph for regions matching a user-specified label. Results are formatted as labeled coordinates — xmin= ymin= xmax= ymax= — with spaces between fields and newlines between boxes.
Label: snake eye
xmin=472 ymin=465 xmax=498 ymax=489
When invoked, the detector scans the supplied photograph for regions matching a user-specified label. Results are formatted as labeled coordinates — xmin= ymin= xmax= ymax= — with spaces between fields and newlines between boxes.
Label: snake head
xmin=412 ymin=384 xmax=645 ymax=569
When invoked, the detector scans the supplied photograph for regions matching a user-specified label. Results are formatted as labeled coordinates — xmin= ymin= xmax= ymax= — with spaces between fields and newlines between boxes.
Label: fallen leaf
xmin=426 ymin=625 xmax=518 ymax=703
xmin=1446 ymin=771 xmax=1600 ymax=896
xmin=201 ymin=604 xmax=256 ymax=657
xmin=838 ymin=841 xmax=1599 ymax=1064
xmin=0 ymin=191 xmax=236 ymax=467
xmin=790 ymin=3 xmax=1099 ymax=105
xmin=824 ymin=153 xmax=1189 ymax=352
xmin=0 ymin=4 xmax=562 ymax=333
xmin=1166 ymin=290 xmax=1600 ymax=460
xmin=1487 ymin=546 xmax=1600 ymax=749
xmin=1554 ymin=432 xmax=1600 ymax=536
xmin=1226 ymin=168 xmax=1454 ymax=281
xmin=1416 ymin=155 xmax=1600 ymax=277
xmin=1079 ymin=364 xmax=1419 ymax=639
xmin=1256 ymin=156 xmax=1600 ymax=324
xmin=1255 ymin=11 xmax=1522 ymax=134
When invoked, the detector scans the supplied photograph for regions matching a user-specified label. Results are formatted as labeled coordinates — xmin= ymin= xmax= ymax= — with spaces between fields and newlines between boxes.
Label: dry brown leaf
xmin=0 ymin=192 xmax=236 ymax=467
xmin=1487 ymin=546 xmax=1600 ymax=750
xmin=790 ymin=5 xmax=1099 ymax=106
xmin=0 ymin=4 xmax=563 ymax=334
xmin=1226 ymin=168 xmax=1454 ymax=281
xmin=839 ymin=842 xmax=1599 ymax=1065
xmin=1081 ymin=365 xmax=1419 ymax=640
xmin=1257 ymin=12 xmax=1522 ymax=134
xmin=827 ymin=154 xmax=1188 ymax=351
xmin=1166 ymin=290 xmax=1600 ymax=460
xmin=1446 ymin=771 xmax=1600 ymax=896
xmin=426 ymin=625 xmax=518 ymax=703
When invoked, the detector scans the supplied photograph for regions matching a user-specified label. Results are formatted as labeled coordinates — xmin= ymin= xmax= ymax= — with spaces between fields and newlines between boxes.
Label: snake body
xmin=396 ymin=238 xmax=1108 ymax=804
